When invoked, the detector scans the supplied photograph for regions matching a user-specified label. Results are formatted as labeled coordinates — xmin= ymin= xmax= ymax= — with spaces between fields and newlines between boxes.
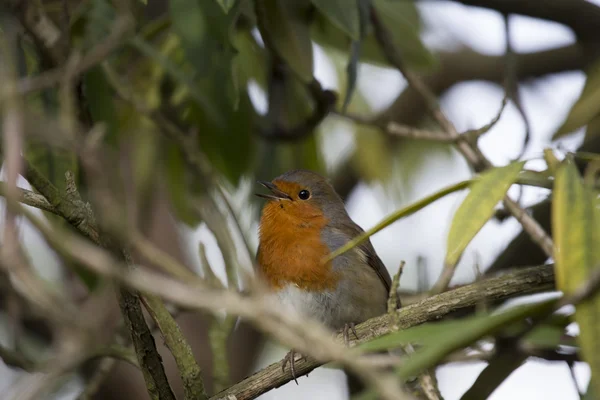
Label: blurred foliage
xmin=555 ymin=59 xmax=600 ymax=140
xmin=552 ymin=157 xmax=600 ymax=397
xmin=5 ymin=0 xmax=600 ymax=398
xmin=13 ymin=0 xmax=438 ymax=226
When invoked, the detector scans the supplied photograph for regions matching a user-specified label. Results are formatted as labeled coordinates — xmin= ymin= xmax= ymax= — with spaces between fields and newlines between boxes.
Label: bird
xmin=255 ymin=169 xmax=396 ymax=391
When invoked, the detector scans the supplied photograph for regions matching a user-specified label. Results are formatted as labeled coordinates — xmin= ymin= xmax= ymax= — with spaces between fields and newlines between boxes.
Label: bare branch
xmin=142 ymin=295 xmax=207 ymax=400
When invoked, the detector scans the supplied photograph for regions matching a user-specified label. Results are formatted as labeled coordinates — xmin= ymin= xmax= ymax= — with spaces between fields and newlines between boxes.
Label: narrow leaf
xmin=342 ymin=0 xmax=370 ymax=112
xmin=372 ymin=0 xmax=435 ymax=69
xmin=553 ymin=159 xmax=600 ymax=396
xmin=359 ymin=320 xmax=467 ymax=352
xmin=168 ymin=0 xmax=237 ymax=114
xmin=326 ymin=179 xmax=473 ymax=262
xmin=216 ymin=0 xmax=237 ymax=13
xmin=311 ymin=0 xmax=360 ymax=41
xmin=256 ymin=0 xmax=314 ymax=82
xmin=445 ymin=161 xmax=525 ymax=267
xmin=397 ymin=300 xmax=554 ymax=379
xmin=311 ymin=0 xmax=435 ymax=70
xmin=554 ymin=60 xmax=600 ymax=139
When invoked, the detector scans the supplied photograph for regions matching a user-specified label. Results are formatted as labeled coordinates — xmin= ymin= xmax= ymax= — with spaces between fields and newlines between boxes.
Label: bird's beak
xmin=255 ymin=181 xmax=292 ymax=201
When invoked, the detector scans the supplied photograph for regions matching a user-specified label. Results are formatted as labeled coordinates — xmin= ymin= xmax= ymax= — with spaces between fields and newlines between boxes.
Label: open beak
xmin=255 ymin=181 xmax=292 ymax=201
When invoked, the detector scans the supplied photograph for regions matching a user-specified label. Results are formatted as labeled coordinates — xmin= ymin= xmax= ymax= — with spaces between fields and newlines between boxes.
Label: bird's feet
xmin=282 ymin=349 xmax=306 ymax=384
xmin=343 ymin=322 xmax=359 ymax=347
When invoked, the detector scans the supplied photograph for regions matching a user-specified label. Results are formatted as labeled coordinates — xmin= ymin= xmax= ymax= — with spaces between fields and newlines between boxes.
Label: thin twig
xmin=387 ymin=261 xmax=405 ymax=315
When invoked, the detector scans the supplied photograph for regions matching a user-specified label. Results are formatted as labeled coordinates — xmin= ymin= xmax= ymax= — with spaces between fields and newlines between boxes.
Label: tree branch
xmin=211 ymin=264 xmax=554 ymax=400
xmin=332 ymin=44 xmax=586 ymax=201
xmin=445 ymin=0 xmax=600 ymax=44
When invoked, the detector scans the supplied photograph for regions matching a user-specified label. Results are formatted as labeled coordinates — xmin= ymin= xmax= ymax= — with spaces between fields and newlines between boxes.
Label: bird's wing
xmin=340 ymin=221 xmax=393 ymax=295
xmin=359 ymin=239 xmax=392 ymax=294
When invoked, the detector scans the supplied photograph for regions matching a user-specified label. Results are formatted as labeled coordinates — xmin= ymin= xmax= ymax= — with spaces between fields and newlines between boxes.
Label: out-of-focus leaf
xmin=257 ymin=0 xmax=314 ymax=82
xmin=445 ymin=161 xmax=525 ymax=268
xmin=129 ymin=36 xmax=222 ymax=125
xmin=554 ymin=60 xmax=600 ymax=139
xmin=118 ymin=103 xmax=160 ymax=198
xmin=552 ymin=158 xmax=600 ymax=396
xmin=372 ymin=0 xmax=435 ymax=70
xmin=311 ymin=0 xmax=360 ymax=40
xmin=524 ymin=324 xmax=577 ymax=348
xmin=84 ymin=0 xmax=115 ymax=47
xmin=460 ymin=349 xmax=526 ymax=400
xmin=353 ymin=125 xmax=393 ymax=182
xmin=83 ymin=67 xmax=120 ymax=145
xmin=585 ymin=114 xmax=600 ymax=143
xmin=185 ymin=91 xmax=257 ymax=185
xmin=164 ymin=143 xmax=202 ymax=226
xmin=342 ymin=0 xmax=370 ymax=112
xmin=311 ymin=0 xmax=435 ymax=70
xmin=169 ymin=0 xmax=238 ymax=113
xmin=360 ymin=319 xmax=465 ymax=352
xmin=285 ymin=74 xmax=314 ymax=126
xmin=396 ymin=300 xmax=554 ymax=380
xmin=215 ymin=0 xmax=237 ymax=13
xmin=232 ymin=29 xmax=268 ymax=88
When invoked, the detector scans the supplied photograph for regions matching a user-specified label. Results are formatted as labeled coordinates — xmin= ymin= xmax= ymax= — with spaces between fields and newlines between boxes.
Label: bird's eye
xmin=298 ymin=190 xmax=310 ymax=200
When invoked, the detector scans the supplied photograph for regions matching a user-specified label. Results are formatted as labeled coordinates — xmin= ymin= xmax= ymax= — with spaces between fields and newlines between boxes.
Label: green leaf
xmin=185 ymin=91 xmax=257 ymax=185
xmin=554 ymin=60 xmax=600 ymax=139
xmin=326 ymin=179 xmax=472 ymax=262
xmin=83 ymin=66 xmax=120 ymax=145
xmin=129 ymin=36 xmax=222 ymax=125
xmin=352 ymin=124 xmax=394 ymax=182
xmin=216 ymin=0 xmax=237 ymax=13
xmin=164 ymin=143 xmax=202 ymax=226
xmin=168 ymin=0 xmax=238 ymax=113
xmin=396 ymin=300 xmax=554 ymax=379
xmin=257 ymin=0 xmax=314 ymax=82
xmin=342 ymin=0 xmax=370 ymax=111
xmin=359 ymin=320 xmax=466 ymax=352
xmin=311 ymin=0 xmax=435 ymax=70
xmin=445 ymin=161 xmax=525 ymax=267
xmin=372 ymin=0 xmax=434 ymax=70
xmin=84 ymin=0 xmax=115 ymax=47
xmin=552 ymin=158 xmax=600 ymax=396
xmin=524 ymin=324 xmax=577 ymax=348
xmin=311 ymin=0 xmax=360 ymax=40
xmin=232 ymin=29 xmax=268 ymax=88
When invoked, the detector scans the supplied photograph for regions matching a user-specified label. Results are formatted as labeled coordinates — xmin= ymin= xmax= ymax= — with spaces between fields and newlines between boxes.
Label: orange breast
xmin=257 ymin=201 xmax=340 ymax=291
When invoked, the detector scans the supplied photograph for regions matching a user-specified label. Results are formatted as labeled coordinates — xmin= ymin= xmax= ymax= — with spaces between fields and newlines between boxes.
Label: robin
xmin=255 ymin=169 xmax=395 ymax=389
